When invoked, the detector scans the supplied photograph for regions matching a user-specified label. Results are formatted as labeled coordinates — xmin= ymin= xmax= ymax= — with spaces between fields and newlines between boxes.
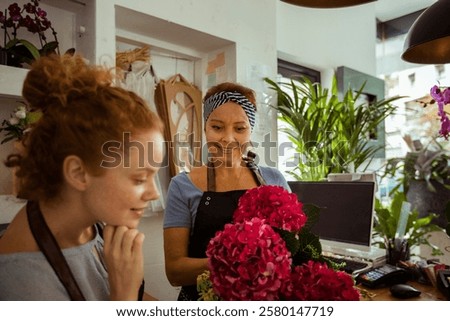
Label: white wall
xmin=112 ymin=0 xmax=278 ymax=83
xmin=277 ymin=2 xmax=378 ymax=86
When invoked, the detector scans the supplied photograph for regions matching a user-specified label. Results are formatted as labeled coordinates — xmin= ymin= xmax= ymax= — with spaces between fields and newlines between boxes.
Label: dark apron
xmin=178 ymin=157 xmax=265 ymax=301
xmin=26 ymin=201 xmax=145 ymax=301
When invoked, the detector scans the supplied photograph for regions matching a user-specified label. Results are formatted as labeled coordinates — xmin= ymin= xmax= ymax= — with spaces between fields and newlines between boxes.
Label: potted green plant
xmin=383 ymin=136 xmax=450 ymax=228
xmin=0 ymin=0 xmax=60 ymax=67
xmin=373 ymin=190 xmax=443 ymax=261
xmin=264 ymin=76 xmax=399 ymax=181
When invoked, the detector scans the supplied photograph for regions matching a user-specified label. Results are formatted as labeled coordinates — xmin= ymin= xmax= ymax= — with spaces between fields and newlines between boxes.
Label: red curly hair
xmin=7 ymin=54 xmax=163 ymax=201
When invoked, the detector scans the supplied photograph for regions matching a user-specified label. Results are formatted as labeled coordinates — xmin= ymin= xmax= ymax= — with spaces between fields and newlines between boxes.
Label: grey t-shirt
xmin=0 ymin=230 xmax=109 ymax=300
xmin=163 ymin=166 xmax=290 ymax=229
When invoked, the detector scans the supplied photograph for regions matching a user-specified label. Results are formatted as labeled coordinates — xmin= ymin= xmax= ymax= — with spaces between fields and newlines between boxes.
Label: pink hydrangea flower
xmin=233 ymin=185 xmax=307 ymax=233
xmin=206 ymin=217 xmax=292 ymax=301
xmin=283 ymin=260 xmax=360 ymax=301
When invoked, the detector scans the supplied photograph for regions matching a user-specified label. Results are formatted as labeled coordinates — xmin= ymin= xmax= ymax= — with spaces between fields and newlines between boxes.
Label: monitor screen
xmin=288 ymin=181 xmax=376 ymax=253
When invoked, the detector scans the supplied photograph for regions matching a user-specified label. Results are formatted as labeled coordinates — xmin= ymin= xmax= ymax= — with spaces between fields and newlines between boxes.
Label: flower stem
xmin=51 ymin=26 xmax=59 ymax=55
xmin=2 ymin=9 xmax=6 ymax=48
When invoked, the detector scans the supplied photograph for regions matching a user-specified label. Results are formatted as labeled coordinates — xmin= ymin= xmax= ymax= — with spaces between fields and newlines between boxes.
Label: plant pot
xmin=386 ymin=238 xmax=410 ymax=265
xmin=407 ymin=179 xmax=450 ymax=228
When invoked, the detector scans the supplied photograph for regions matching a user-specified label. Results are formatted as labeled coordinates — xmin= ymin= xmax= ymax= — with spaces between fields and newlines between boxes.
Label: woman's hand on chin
xmin=103 ymin=225 xmax=145 ymax=300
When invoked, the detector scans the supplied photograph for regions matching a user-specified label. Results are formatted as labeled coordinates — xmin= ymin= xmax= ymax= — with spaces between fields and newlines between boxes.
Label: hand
xmin=103 ymin=225 xmax=145 ymax=300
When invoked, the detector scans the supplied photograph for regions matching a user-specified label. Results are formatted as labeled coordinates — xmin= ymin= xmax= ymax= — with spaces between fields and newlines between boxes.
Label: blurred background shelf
xmin=0 ymin=65 xmax=28 ymax=99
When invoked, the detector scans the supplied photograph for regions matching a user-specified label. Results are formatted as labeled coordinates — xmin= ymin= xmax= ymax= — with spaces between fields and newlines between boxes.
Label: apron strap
xmin=27 ymin=201 xmax=86 ymax=301
xmin=243 ymin=151 xmax=266 ymax=186
xmin=207 ymin=162 xmax=216 ymax=192
xmin=26 ymin=201 xmax=146 ymax=301
xmin=206 ymin=151 xmax=266 ymax=192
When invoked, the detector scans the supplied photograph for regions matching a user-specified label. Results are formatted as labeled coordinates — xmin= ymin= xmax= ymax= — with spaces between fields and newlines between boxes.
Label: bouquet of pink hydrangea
xmin=202 ymin=185 xmax=360 ymax=301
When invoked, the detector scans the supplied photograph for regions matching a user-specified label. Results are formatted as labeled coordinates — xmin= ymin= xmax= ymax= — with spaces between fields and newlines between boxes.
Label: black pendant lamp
xmin=402 ymin=0 xmax=450 ymax=64
xmin=280 ymin=0 xmax=376 ymax=8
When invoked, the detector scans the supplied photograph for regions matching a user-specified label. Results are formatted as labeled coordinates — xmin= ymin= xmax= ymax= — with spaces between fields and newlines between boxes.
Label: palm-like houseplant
xmin=264 ymin=76 xmax=399 ymax=181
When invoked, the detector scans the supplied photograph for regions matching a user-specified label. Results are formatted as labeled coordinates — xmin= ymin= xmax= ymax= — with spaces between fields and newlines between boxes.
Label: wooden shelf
xmin=0 ymin=65 xmax=28 ymax=99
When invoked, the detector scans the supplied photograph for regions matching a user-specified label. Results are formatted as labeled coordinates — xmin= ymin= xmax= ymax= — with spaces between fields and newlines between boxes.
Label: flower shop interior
xmin=0 ymin=0 xmax=449 ymax=301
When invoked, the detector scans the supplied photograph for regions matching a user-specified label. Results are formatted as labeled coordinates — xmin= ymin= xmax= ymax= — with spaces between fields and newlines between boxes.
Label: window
xmin=276 ymin=60 xmax=321 ymax=180
xmin=277 ymin=59 xmax=320 ymax=83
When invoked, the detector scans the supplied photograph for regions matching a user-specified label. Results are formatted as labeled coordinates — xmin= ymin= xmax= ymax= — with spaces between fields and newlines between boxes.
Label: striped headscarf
xmin=203 ymin=91 xmax=256 ymax=130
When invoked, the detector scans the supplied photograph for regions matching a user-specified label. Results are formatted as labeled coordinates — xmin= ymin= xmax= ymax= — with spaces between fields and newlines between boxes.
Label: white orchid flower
xmin=17 ymin=105 xmax=27 ymax=112
xmin=15 ymin=110 xmax=27 ymax=119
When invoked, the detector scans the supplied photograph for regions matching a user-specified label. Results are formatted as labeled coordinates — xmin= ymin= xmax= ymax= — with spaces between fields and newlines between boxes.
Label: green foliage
xmin=373 ymin=191 xmax=443 ymax=256
xmin=264 ymin=76 xmax=399 ymax=181
xmin=383 ymin=139 xmax=450 ymax=194
xmin=276 ymin=203 xmax=324 ymax=266
xmin=276 ymin=203 xmax=322 ymax=263
xmin=293 ymin=229 xmax=322 ymax=264
xmin=5 ymin=39 xmax=59 ymax=67
xmin=275 ymin=227 xmax=301 ymax=257
xmin=282 ymin=203 xmax=344 ymax=270
xmin=197 ymin=271 xmax=221 ymax=301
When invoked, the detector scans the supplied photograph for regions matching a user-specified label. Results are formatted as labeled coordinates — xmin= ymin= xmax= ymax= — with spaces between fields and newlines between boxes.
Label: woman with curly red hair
xmin=0 ymin=54 xmax=164 ymax=300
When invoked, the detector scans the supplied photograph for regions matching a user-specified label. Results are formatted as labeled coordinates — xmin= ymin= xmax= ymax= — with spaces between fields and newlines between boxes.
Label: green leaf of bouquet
xmin=274 ymin=228 xmax=300 ymax=256
xmin=292 ymin=229 xmax=322 ymax=265
xmin=302 ymin=203 xmax=321 ymax=230
xmin=321 ymin=256 xmax=347 ymax=271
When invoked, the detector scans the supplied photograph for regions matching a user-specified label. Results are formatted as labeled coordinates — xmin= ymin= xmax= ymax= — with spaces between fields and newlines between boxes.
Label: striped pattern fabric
xmin=203 ymin=91 xmax=256 ymax=130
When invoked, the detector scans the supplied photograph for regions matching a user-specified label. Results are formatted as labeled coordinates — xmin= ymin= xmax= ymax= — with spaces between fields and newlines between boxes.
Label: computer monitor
xmin=288 ymin=181 xmax=378 ymax=257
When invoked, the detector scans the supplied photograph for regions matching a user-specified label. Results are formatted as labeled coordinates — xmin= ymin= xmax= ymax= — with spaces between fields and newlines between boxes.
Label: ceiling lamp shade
xmin=402 ymin=0 xmax=450 ymax=64
xmin=280 ymin=0 xmax=376 ymax=8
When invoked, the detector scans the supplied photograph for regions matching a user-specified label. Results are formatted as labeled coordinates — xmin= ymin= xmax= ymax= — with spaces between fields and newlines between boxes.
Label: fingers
xmin=130 ymin=232 xmax=145 ymax=255
xmin=103 ymin=225 xmax=144 ymax=258
xmin=121 ymin=228 xmax=144 ymax=254
xmin=103 ymin=225 xmax=145 ymax=300
xmin=102 ymin=224 xmax=114 ymax=249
